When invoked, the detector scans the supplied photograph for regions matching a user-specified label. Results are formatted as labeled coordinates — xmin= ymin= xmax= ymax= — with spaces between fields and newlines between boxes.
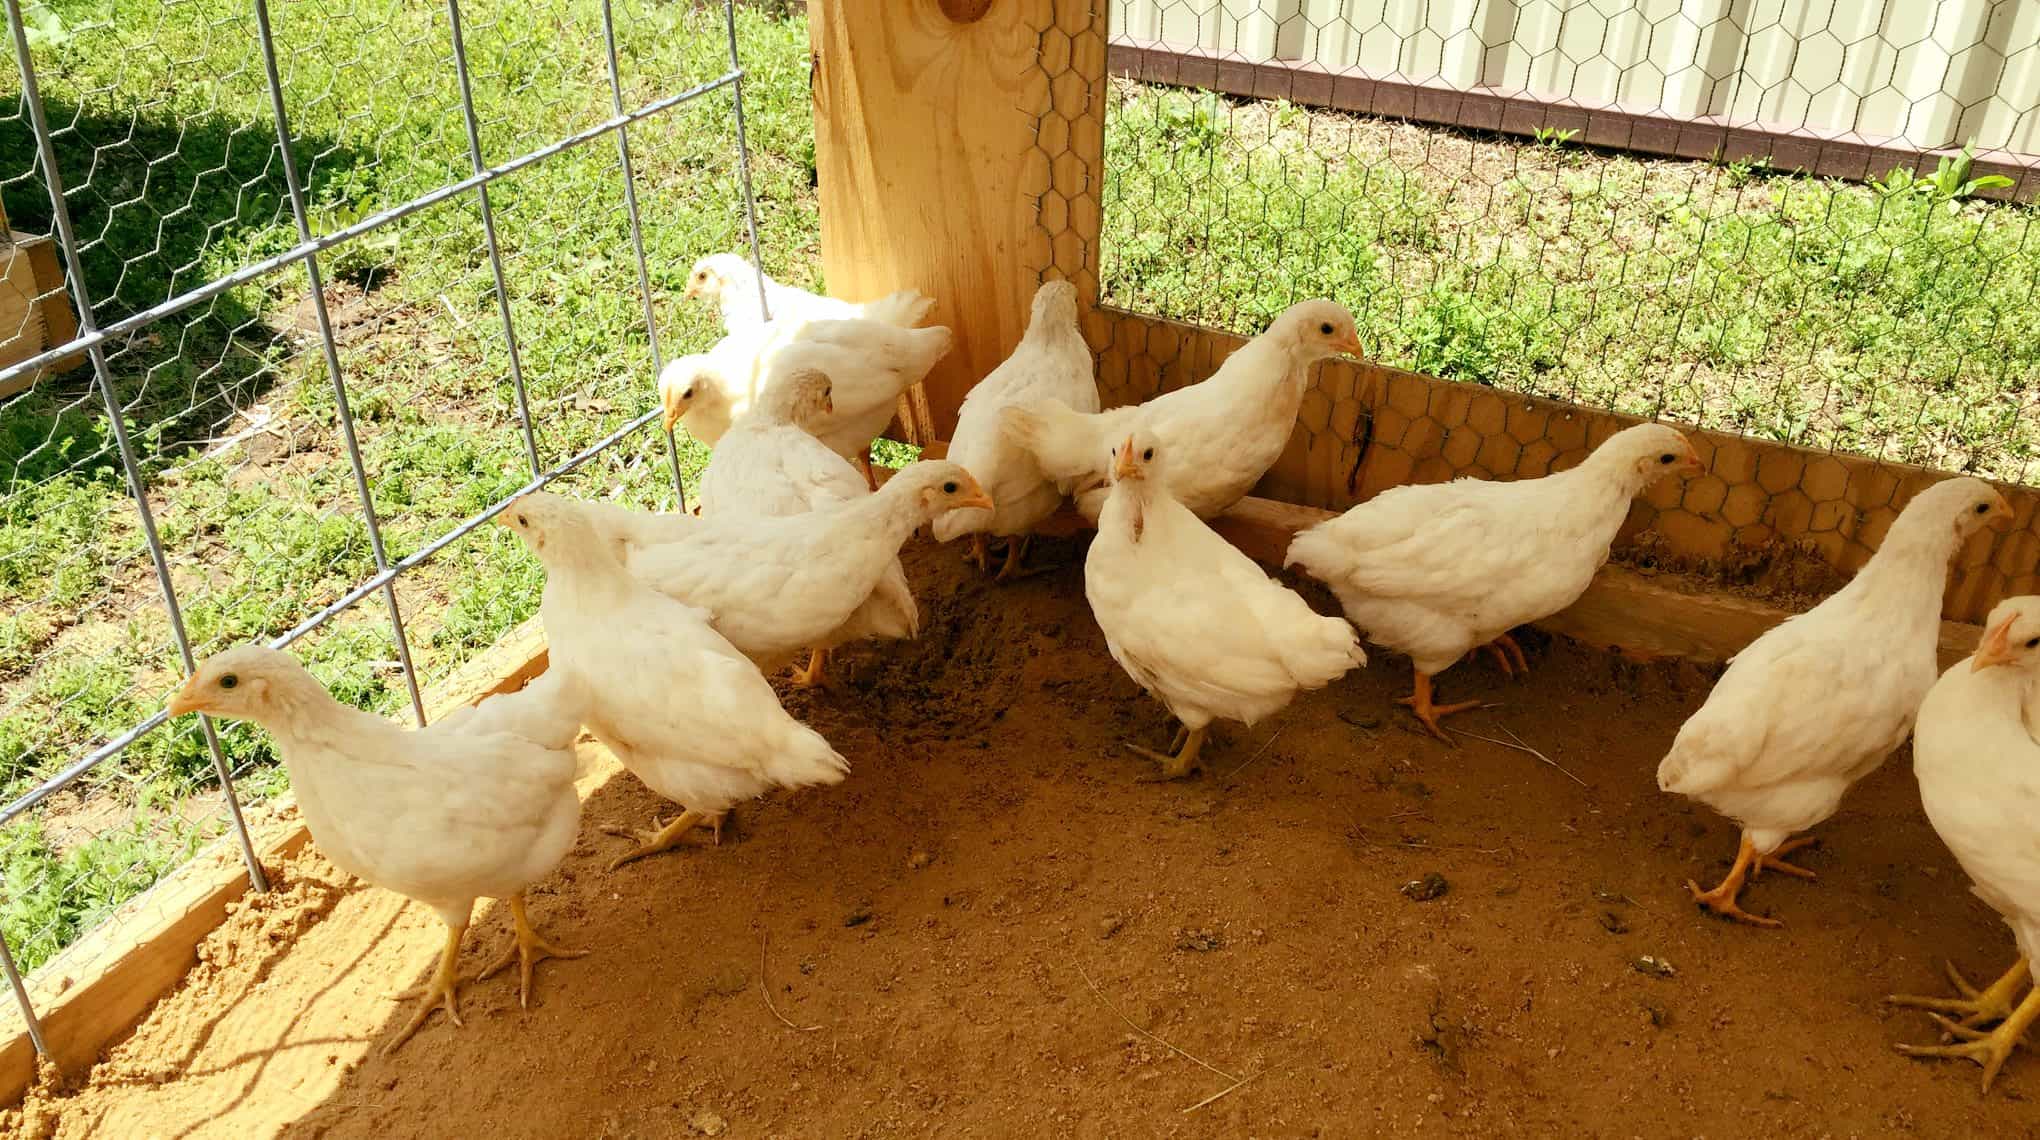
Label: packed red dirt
xmin=6 ymin=538 xmax=2027 ymax=1138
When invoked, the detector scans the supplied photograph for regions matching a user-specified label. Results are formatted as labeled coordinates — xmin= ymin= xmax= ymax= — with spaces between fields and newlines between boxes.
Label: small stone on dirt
xmin=1401 ymin=872 xmax=1450 ymax=902
xmin=1631 ymin=955 xmax=1676 ymax=979
xmin=1175 ymin=929 xmax=1223 ymax=952
xmin=1597 ymin=910 xmax=1628 ymax=934
xmin=844 ymin=906 xmax=874 ymax=928
xmin=907 ymin=850 xmax=934 ymax=870
xmin=689 ymin=1109 xmax=727 ymax=1136
xmin=1095 ymin=914 xmax=1124 ymax=940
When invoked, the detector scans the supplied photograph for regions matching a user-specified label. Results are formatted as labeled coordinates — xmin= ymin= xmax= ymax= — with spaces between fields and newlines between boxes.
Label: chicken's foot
xmin=386 ymin=916 xmax=467 ymax=1054
xmin=1128 ymin=725 xmax=1204 ymax=782
xmin=477 ymin=893 xmax=587 ymax=1010
xmin=602 ymin=808 xmax=715 ymax=871
xmin=1684 ymin=834 xmax=1782 ymax=928
xmin=1750 ymin=834 xmax=1819 ymax=881
xmin=1890 ymin=956 xmax=2031 ymax=1029
xmin=1395 ymin=670 xmax=1481 ymax=741
xmin=969 ymin=533 xmax=989 ymax=573
xmin=1896 ymin=983 xmax=2040 ymax=1094
xmin=791 ymin=647 xmax=829 ymax=688
xmin=996 ymin=534 xmax=1033 ymax=582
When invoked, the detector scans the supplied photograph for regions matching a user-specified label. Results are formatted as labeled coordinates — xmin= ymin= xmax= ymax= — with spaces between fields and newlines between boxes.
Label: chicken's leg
xmin=1896 ymin=980 xmax=2040 ymax=1094
xmin=996 ymin=534 xmax=1033 ymax=582
xmin=1395 ymin=669 xmax=1481 ymax=740
xmin=970 ymin=533 xmax=989 ymax=573
xmin=1749 ymin=834 xmax=1819 ymax=881
xmin=1890 ymin=956 xmax=2031 ymax=1028
xmin=477 ymin=893 xmax=587 ymax=1010
xmin=1684 ymin=834 xmax=1781 ymax=928
xmin=386 ymin=914 xmax=468 ymax=1054
xmin=1492 ymin=633 xmax=1530 ymax=675
xmin=602 ymin=808 xmax=714 ymax=871
xmin=791 ymin=647 xmax=829 ymax=688
xmin=858 ymin=447 xmax=879 ymax=492
xmin=1128 ymin=725 xmax=1204 ymax=782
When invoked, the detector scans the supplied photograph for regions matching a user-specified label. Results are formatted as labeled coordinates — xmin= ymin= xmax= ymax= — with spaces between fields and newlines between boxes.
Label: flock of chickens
xmin=163 ymin=256 xmax=2040 ymax=1094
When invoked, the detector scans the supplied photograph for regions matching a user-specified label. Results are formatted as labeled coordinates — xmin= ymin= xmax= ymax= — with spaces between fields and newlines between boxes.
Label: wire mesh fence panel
xmin=0 ymin=0 xmax=808 ymax=1053
xmin=1093 ymin=0 xmax=2040 ymax=489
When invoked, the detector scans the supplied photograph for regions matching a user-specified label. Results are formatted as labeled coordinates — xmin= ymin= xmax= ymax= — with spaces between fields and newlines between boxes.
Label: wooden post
xmin=811 ymin=0 xmax=1108 ymax=442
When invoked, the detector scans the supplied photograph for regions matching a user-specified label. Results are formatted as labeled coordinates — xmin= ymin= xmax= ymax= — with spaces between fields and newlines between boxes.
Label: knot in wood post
xmin=937 ymin=0 xmax=994 ymax=23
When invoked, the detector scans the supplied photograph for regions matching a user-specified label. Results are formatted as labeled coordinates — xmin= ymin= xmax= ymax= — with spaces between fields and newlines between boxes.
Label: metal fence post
xmin=251 ymin=0 xmax=429 ymax=728
xmin=723 ymin=0 xmax=770 ymax=325
xmin=598 ymin=0 xmax=688 ymax=508
xmin=2 ymin=0 xmax=271 ymax=904
xmin=445 ymin=0 xmax=544 ymax=479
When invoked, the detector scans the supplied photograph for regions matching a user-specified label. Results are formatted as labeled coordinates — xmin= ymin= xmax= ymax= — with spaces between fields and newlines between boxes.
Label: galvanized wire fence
xmin=0 ymin=0 xmax=788 ymax=1058
xmin=1096 ymin=0 xmax=2040 ymax=487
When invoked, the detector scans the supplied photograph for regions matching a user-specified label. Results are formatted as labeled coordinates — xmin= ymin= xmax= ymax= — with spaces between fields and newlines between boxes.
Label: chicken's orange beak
xmin=955 ymin=475 xmax=995 ymax=513
xmin=1681 ymin=447 xmax=1705 ymax=474
xmin=494 ymin=497 xmax=522 ymax=527
xmin=660 ymin=390 xmax=685 ymax=433
xmin=1113 ymin=435 xmax=1142 ymax=481
xmin=1333 ymin=333 xmax=1365 ymax=357
xmin=682 ymin=279 xmax=704 ymax=301
xmin=1972 ymin=613 xmax=2020 ymax=672
xmin=1986 ymin=491 xmax=2014 ymax=528
xmin=167 ymin=675 xmax=206 ymax=717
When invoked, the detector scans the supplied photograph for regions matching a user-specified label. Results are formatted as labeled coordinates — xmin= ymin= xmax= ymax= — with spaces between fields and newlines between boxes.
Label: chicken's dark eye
xmin=681 ymin=387 xmax=694 ymax=400
xmin=219 ymin=673 xmax=238 ymax=690
xmin=516 ymin=514 xmax=528 ymax=526
xmin=1976 ymin=503 xmax=1990 ymax=515
xmin=2026 ymin=636 xmax=2040 ymax=649
xmin=1318 ymin=322 xmax=1333 ymax=335
xmin=1142 ymin=448 xmax=1154 ymax=461
xmin=1659 ymin=453 xmax=1675 ymax=464
xmin=942 ymin=481 xmax=958 ymax=494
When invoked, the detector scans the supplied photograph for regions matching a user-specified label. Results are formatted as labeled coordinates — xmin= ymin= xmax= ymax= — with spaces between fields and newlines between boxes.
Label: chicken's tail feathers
xmin=1001 ymin=399 xmax=1101 ymax=484
xmin=1283 ymin=521 xmax=1336 ymax=575
xmin=768 ymin=722 xmax=851 ymax=789
xmin=1286 ymin=616 xmax=1367 ymax=689
xmin=904 ymin=324 xmax=955 ymax=376
xmin=861 ymin=289 xmax=935 ymax=329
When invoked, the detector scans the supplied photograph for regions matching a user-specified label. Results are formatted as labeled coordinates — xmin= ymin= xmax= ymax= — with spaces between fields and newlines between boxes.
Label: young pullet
xmin=498 ymin=494 xmax=848 ymax=869
xmin=1002 ymin=299 xmax=1360 ymax=522
xmin=1286 ymin=422 xmax=1700 ymax=737
xmin=931 ymin=280 xmax=1100 ymax=579
xmin=168 ymin=648 xmax=588 ymax=1052
xmin=1085 ymin=429 xmax=1366 ymax=780
xmin=1889 ymin=596 xmax=2040 ymax=1094
xmin=682 ymin=252 xmax=858 ymax=331
xmin=1657 ymin=476 xmax=2012 ymax=926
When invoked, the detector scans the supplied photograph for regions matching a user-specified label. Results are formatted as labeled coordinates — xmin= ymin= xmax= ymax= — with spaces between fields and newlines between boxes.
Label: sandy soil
xmin=7 ymin=537 xmax=2031 ymax=1139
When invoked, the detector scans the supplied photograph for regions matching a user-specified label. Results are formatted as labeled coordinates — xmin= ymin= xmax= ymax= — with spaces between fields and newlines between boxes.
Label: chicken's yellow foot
xmin=601 ymin=808 xmax=714 ymax=871
xmin=1394 ymin=670 xmax=1481 ymax=740
xmin=791 ymin=647 xmax=829 ymax=688
xmin=996 ymin=534 xmax=1033 ymax=582
xmin=1896 ymin=982 xmax=2040 ymax=1094
xmin=477 ymin=893 xmax=587 ymax=1010
xmin=386 ymin=917 xmax=468 ymax=1054
xmin=1128 ymin=725 xmax=1204 ymax=782
xmin=1684 ymin=834 xmax=1783 ymax=928
xmin=1750 ymin=834 xmax=1819 ymax=881
xmin=1492 ymin=632 xmax=1530 ymax=675
xmin=969 ymin=533 xmax=989 ymax=573
xmin=1890 ymin=956 xmax=2031 ymax=1029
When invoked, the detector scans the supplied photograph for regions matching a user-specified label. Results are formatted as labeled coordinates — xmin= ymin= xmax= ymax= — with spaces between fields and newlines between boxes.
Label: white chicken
xmin=930 ymin=280 xmax=1099 ymax=579
xmin=1888 ymin=596 xmax=2040 ymax=1094
xmin=1002 ymin=299 xmax=1361 ymax=522
xmin=572 ymin=496 xmax=700 ymax=568
xmin=614 ymin=461 xmax=991 ymax=681
xmin=682 ymin=252 xmax=858 ymax=331
xmin=660 ymin=293 xmax=945 ymax=487
xmin=1656 ymin=476 xmax=2012 ymax=926
xmin=1286 ymin=422 xmax=1702 ymax=738
xmin=498 ymin=494 xmax=849 ymax=870
xmin=695 ymin=367 xmax=920 ymax=686
xmin=167 ymin=648 xmax=587 ymax=1051
xmin=1085 ymin=429 xmax=1366 ymax=780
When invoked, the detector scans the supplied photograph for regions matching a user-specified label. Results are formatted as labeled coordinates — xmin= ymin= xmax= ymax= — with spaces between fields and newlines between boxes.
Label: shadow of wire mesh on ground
xmin=0 ymin=0 xmax=819 ymax=1044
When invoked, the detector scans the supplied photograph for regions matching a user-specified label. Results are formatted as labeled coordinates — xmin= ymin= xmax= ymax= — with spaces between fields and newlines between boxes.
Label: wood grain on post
xmin=811 ymin=0 xmax=1101 ymax=442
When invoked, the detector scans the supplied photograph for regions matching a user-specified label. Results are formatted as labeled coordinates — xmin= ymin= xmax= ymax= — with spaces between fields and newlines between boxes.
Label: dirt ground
xmin=8 ymin=536 xmax=2033 ymax=1139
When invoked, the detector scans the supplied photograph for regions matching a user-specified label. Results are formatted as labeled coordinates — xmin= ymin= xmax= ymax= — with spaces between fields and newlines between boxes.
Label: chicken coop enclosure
xmin=3 ymin=0 xmax=2040 ymax=1126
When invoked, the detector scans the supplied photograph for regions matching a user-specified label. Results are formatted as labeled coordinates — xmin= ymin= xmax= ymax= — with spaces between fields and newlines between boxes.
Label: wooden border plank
xmin=0 ymin=616 xmax=551 ymax=1106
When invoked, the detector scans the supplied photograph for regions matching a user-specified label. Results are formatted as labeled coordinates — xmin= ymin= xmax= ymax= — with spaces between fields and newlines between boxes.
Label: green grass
xmin=4 ymin=7 xmax=2039 ymax=976
xmin=1102 ymin=84 xmax=2040 ymax=482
